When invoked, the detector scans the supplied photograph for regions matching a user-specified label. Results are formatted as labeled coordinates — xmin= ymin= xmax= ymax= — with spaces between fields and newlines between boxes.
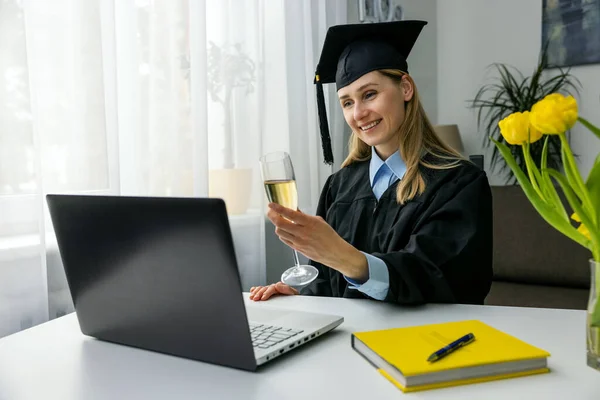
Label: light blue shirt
xmin=344 ymin=149 xmax=406 ymax=300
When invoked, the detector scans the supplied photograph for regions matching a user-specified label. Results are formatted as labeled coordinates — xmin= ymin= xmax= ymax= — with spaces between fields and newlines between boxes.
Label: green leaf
xmin=559 ymin=133 xmax=595 ymax=221
xmin=492 ymin=138 xmax=589 ymax=248
xmin=493 ymin=139 xmax=539 ymax=200
xmin=591 ymin=259 xmax=600 ymax=325
xmin=592 ymin=301 xmax=600 ymax=327
xmin=547 ymin=169 xmax=597 ymax=251
xmin=561 ymin=141 xmax=582 ymax=198
xmin=586 ymin=154 xmax=600 ymax=225
xmin=579 ymin=117 xmax=600 ymax=141
xmin=541 ymin=136 xmax=569 ymax=221
xmin=523 ymin=142 xmax=545 ymax=200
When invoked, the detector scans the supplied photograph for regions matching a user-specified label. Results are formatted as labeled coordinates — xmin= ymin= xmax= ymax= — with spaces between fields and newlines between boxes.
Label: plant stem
xmin=546 ymin=169 xmax=594 ymax=249
xmin=593 ymin=262 xmax=600 ymax=354
xmin=523 ymin=144 xmax=545 ymax=200
xmin=579 ymin=117 xmax=600 ymax=141
xmin=541 ymin=137 xmax=569 ymax=221
xmin=559 ymin=133 xmax=595 ymax=223
xmin=587 ymin=261 xmax=600 ymax=364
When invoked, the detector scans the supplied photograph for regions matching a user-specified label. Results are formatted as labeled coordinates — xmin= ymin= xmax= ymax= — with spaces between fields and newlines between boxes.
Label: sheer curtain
xmin=0 ymin=0 xmax=346 ymax=338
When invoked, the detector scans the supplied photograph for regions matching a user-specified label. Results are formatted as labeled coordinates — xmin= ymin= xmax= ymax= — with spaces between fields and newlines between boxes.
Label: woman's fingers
xmin=268 ymin=203 xmax=308 ymax=226
xmin=249 ymin=282 xmax=299 ymax=301
xmin=260 ymin=285 xmax=279 ymax=300
xmin=275 ymin=226 xmax=297 ymax=242
xmin=279 ymin=237 xmax=296 ymax=249
xmin=268 ymin=208 xmax=302 ymax=236
xmin=250 ymin=286 xmax=269 ymax=300
xmin=275 ymin=282 xmax=299 ymax=295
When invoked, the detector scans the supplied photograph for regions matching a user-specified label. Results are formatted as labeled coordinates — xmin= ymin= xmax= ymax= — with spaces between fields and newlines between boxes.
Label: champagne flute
xmin=259 ymin=151 xmax=319 ymax=286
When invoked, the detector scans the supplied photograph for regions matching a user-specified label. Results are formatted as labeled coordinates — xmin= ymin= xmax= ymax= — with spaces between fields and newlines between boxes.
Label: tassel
xmin=316 ymin=76 xmax=334 ymax=165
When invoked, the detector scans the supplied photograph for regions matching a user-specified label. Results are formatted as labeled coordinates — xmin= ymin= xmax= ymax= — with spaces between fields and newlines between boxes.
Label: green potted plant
xmin=469 ymin=44 xmax=580 ymax=182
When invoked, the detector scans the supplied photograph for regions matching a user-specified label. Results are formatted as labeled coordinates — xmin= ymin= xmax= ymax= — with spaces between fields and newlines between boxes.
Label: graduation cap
xmin=314 ymin=20 xmax=428 ymax=164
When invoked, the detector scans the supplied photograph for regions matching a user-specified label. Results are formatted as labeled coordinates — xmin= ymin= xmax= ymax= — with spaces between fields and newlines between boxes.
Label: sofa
xmin=485 ymin=185 xmax=591 ymax=310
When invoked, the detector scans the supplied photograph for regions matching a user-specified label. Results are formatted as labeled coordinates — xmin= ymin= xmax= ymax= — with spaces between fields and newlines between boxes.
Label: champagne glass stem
xmin=292 ymin=249 xmax=301 ymax=267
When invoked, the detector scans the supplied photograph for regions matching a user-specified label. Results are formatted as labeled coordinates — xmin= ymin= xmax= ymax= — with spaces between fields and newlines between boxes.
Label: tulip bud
xmin=498 ymin=111 xmax=542 ymax=145
xmin=530 ymin=93 xmax=578 ymax=134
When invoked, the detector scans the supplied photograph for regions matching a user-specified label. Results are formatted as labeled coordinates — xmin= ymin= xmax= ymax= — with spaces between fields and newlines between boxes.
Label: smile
xmin=360 ymin=120 xmax=381 ymax=131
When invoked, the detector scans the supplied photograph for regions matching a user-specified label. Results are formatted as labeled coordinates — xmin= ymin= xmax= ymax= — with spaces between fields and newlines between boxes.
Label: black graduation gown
xmin=300 ymin=158 xmax=493 ymax=305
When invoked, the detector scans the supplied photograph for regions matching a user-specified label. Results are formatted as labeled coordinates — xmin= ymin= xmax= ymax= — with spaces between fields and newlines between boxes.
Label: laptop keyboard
xmin=249 ymin=323 xmax=304 ymax=349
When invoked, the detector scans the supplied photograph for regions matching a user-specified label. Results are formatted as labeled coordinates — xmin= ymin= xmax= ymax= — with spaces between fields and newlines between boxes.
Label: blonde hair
xmin=340 ymin=69 xmax=465 ymax=204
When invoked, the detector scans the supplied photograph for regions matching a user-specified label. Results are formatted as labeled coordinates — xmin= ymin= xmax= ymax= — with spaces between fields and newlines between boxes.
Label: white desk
xmin=0 ymin=294 xmax=599 ymax=399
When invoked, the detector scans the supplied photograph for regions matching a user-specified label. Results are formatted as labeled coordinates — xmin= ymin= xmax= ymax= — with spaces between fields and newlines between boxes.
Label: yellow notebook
xmin=351 ymin=320 xmax=550 ymax=393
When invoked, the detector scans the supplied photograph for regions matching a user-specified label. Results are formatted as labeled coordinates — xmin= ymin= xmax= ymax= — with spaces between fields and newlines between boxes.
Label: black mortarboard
xmin=314 ymin=20 xmax=427 ymax=164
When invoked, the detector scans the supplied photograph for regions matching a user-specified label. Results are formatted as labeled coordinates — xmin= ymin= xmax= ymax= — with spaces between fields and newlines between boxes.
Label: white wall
xmin=395 ymin=0 xmax=438 ymax=123
xmin=346 ymin=0 xmax=438 ymax=139
xmin=437 ymin=0 xmax=600 ymax=185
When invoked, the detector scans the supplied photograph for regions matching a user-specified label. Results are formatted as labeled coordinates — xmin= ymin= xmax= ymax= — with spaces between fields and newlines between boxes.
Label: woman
xmin=250 ymin=20 xmax=493 ymax=304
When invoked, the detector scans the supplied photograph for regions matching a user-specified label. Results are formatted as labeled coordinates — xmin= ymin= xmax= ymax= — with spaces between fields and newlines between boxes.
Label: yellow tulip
xmin=571 ymin=213 xmax=592 ymax=240
xmin=530 ymin=93 xmax=578 ymax=134
xmin=578 ymin=224 xmax=592 ymax=240
xmin=498 ymin=111 xmax=543 ymax=145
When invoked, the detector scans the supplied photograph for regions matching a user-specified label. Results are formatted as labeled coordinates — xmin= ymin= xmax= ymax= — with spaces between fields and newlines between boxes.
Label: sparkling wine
xmin=264 ymin=179 xmax=298 ymax=210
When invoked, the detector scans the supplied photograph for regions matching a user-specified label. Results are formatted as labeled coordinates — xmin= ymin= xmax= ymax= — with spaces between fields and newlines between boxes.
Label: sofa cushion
xmin=485 ymin=280 xmax=588 ymax=310
xmin=491 ymin=185 xmax=591 ymax=288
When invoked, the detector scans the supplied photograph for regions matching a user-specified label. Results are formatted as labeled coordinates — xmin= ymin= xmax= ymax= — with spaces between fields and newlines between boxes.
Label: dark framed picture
xmin=378 ymin=0 xmax=393 ymax=21
xmin=542 ymin=0 xmax=600 ymax=67
xmin=359 ymin=0 xmax=403 ymax=23
xmin=359 ymin=0 xmax=378 ymax=23
xmin=394 ymin=5 xmax=404 ymax=21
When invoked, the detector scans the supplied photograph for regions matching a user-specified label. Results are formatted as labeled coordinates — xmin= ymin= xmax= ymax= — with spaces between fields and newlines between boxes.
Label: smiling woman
xmin=250 ymin=20 xmax=494 ymax=305
xmin=338 ymin=74 xmax=410 ymax=159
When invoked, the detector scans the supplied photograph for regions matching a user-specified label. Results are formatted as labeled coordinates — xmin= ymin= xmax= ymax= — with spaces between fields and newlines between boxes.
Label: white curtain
xmin=0 ymin=0 xmax=347 ymax=338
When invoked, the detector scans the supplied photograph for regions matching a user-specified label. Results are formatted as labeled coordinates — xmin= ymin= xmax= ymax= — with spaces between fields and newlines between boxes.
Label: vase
xmin=208 ymin=168 xmax=253 ymax=215
xmin=588 ymin=259 xmax=600 ymax=371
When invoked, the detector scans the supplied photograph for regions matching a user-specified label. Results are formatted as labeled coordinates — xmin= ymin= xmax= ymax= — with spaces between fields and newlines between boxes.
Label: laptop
xmin=46 ymin=194 xmax=343 ymax=371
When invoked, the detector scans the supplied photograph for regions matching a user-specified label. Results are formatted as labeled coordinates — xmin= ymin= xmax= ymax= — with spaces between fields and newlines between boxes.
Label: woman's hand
xmin=249 ymin=282 xmax=299 ymax=301
xmin=266 ymin=203 xmax=369 ymax=281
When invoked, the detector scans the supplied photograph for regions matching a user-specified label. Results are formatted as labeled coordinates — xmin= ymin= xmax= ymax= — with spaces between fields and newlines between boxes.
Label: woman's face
xmin=337 ymin=71 xmax=413 ymax=159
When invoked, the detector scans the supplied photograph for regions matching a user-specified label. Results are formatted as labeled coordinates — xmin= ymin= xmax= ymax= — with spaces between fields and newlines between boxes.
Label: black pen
xmin=427 ymin=333 xmax=476 ymax=362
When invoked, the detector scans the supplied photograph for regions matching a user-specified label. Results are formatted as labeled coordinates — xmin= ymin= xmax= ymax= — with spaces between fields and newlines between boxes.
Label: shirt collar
xmin=369 ymin=148 xmax=407 ymax=186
